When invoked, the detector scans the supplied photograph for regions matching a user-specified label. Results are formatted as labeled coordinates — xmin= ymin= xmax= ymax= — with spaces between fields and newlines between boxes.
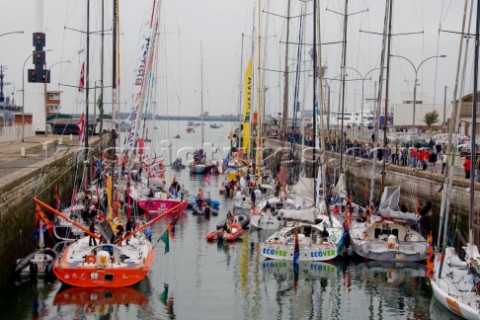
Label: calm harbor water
xmin=0 ymin=121 xmax=456 ymax=319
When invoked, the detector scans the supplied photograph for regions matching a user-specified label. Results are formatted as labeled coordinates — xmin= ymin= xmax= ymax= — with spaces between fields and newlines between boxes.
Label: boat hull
xmin=350 ymin=241 xmax=428 ymax=262
xmin=349 ymin=218 xmax=428 ymax=262
xmin=136 ymin=198 xmax=181 ymax=213
xmin=53 ymin=249 xmax=154 ymax=288
xmin=207 ymin=224 xmax=243 ymax=241
xmin=189 ymin=163 xmax=216 ymax=174
xmin=250 ymin=214 xmax=283 ymax=230
xmin=15 ymin=249 xmax=58 ymax=278
xmin=216 ymin=212 xmax=249 ymax=230
xmin=260 ymin=242 xmax=338 ymax=262
xmin=431 ymin=278 xmax=479 ymax=320
xmin=430 ymin=251 xmax=480 ymax=320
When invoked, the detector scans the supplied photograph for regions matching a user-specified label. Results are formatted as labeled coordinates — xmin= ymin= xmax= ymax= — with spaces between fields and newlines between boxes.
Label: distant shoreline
xmin=47 ymin=113 xmax=241 ymax=123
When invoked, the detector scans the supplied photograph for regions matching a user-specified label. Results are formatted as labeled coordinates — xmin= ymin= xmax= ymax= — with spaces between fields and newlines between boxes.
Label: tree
xmin=424 ymin=110 xmax=439 ymax=128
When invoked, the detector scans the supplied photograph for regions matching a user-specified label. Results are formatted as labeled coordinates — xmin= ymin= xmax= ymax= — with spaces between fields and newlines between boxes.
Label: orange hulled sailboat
xmin=35 ymin=198 xmax=186 ymax=288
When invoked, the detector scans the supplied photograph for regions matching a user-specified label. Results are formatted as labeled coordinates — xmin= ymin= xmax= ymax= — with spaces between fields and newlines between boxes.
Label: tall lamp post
xmin=391 ymin=54 xmax=447 ymax=129
xmin=324 ymin=74 xmax=348 ymax=132
xmin=44 ymin=60 xmax=70 ymax=135
xmin=22 ymin=49 xmax=52 ymax=142
xmin=341 ymin=67 xmax=383 ymax=127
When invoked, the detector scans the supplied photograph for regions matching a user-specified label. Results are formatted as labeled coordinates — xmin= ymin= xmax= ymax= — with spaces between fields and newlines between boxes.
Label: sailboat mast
xmin=256 ymin=0 xmax=262 ymax=177
xmin=312 ymin=0 xmax=317 ymax=208
xmin=437 ymin=0 xmax=470 ymax=250
xmin=85 ymin=0 xmax=90 ymax=162
xmin=381 ymin=0 xmax=393 ymax=191
xmin=99 ymin=0 xmax=105 ymax=141
xmin=200 ymin=42 xmax=204 ymax=147
xmin=316 ymin=0 xmax=328 ymax=211
xmin=281 ymin=0 xmax=291 ymax=139
xmin=369 ymin=0 xmax=390 ymax=208
xmin=469 ymin=0 xmax=479 ymax=246
xmin=112 ymin=0 xmax=118 ymax=126
xmin=238 ymin=34 xmax=245 ymax=125
xmin=111 ymin=0 xmax=118 ymax=182
xmin=339 ymin=0 xmax=348 ymax=173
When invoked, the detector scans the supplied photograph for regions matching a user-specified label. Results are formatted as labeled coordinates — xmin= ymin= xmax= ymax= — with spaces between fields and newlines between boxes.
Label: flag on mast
xmin=78 ymin=62 xmax=85 ymax=93
xmin=160 ymin=230 xmax=170 ymax=254
xmin=76 ymin=112 xmax=85 ymax=145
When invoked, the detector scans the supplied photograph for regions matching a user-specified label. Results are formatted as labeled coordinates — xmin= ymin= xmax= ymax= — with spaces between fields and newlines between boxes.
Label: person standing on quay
xmin=441 ymin=151 xmax=448 ymax=174
xmin=463 ymin=156 xmax=471 ymax=179
xmin=429 ymin=149 xmax=437 ymax=173
xmin=476 ymin=156 xmax=480 ymax=183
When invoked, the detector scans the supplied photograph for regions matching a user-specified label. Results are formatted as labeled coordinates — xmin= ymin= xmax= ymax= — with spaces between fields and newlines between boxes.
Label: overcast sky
xmin=0 ymin=0 xmax=475 ymax=120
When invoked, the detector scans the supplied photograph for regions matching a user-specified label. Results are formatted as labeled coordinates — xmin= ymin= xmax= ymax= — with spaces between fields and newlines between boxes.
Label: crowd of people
xmin=280 ymin=129 xmax=480 ymax=182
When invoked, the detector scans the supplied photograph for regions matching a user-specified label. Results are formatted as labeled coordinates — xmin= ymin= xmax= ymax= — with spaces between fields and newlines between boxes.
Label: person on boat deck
xmin=279 ymin=187 xmax=287 ymax=201
xmin=125 ymin=217 xmax=134 ymax=245
xmin=332 ymin=205 xmax=340 ymax=215
xmin=89 ymin=220 xmax=97 ymax=246
xmin=274 ymin=182 xmax=281 ymax=198
xmin=357 ymin=209 xmax=367 ymax=222
xmin=144 ymin=225 xmax=152 ymax=242
xmin=100 ymin=193 xmax=108 ymax=214
xmin=250 ymin=189 xmax=256 ymax=208
xmin=82 ymin=197 xmax=92 ymax=223
xmin=464 ymin=156 xmax=472 ymax=179
xmin=265 ymin=201 xmax=272 ymax=211
xmin=115 ymin=224 xmax=124 ymax=242
xmin=321 ymin=227 xmax=329 ymax=241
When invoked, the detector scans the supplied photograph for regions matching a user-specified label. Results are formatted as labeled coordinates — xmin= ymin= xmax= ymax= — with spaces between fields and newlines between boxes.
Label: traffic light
xmin=32 ymin=33 xmax=46 ymax=49
xmin=32 ymin=51 xmax=45 ymax=67
xmin=28 ymin=32 xmax=50 ymax=83
xmin=40 ymin=69 xmax=50 ymax=83
xmin=28 ymin=69 xmax=37 ymax=82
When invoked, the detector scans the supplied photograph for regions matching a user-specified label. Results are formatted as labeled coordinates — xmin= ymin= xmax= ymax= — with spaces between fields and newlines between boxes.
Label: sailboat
xmin=38 ymin=198 xmax=186 ymax=288
xmin=44 ymin=0 xmax=188 ymax=288
xmin=345 ymin=1 xmax=428 ymax=263
xmin=430 ymin=1 xmax=480 ymax=317
xmin=189 ymin=43 xmax=217 ymax=175
xmin=349 ymin=186 xmax=428 ymax=262
xmin=259 ymin=178 xmax=345 ymax=262
xmin=260 ymin=1 xmax=344 ymax=262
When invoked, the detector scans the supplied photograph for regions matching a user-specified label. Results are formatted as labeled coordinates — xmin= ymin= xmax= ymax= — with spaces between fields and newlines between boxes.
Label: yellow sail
xmin=243 ymin=58 xmax=253 ymax=154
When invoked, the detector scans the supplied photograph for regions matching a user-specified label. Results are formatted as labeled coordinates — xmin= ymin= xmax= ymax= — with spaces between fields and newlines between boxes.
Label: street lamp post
xmin=22 ymin=49 xmax=52 ymax=142
xmin=44 ymin=60 xmax=70 ymax=135
xmin=391 ymin=54 xmax=447 ymax=129
xmin=324 ymin=74 xmax=348 ymax=133
xmin=342 ymin=67 xmax=383 ymax=127
xmin=0 ymin=30 xmax=24 ymax=39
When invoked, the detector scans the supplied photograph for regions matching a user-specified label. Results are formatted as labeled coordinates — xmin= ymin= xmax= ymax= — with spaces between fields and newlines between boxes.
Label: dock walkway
xmin=0 ymin=135 xmax=82 ymax=189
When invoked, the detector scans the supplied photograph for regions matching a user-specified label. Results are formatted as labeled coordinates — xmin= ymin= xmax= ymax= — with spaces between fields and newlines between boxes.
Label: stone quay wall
xmin=264 ymin=138 xmax=480 ymax=239
xmin=0 ymin=137 xmax=105 ymax=287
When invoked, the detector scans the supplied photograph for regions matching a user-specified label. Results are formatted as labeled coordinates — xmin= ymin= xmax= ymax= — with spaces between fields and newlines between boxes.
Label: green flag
xmin=160 ymin=230 xmax=170 ymax=254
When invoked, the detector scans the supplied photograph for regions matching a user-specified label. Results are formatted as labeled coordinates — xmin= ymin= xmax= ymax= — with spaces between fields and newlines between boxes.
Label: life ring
xmin=86 ymin=254 xmax=96 ymax=264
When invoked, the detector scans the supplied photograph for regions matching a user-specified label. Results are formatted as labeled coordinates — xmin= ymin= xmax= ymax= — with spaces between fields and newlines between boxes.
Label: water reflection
xmin=0 ymin=277 xmax=57 ymax=320
xmin=354 ymin=260 xmax=431 ymax=319
xmin=53 ymin=285 xmax=148 ymax=306
xmin=159 ymin=283 xmax=175 ymax=319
